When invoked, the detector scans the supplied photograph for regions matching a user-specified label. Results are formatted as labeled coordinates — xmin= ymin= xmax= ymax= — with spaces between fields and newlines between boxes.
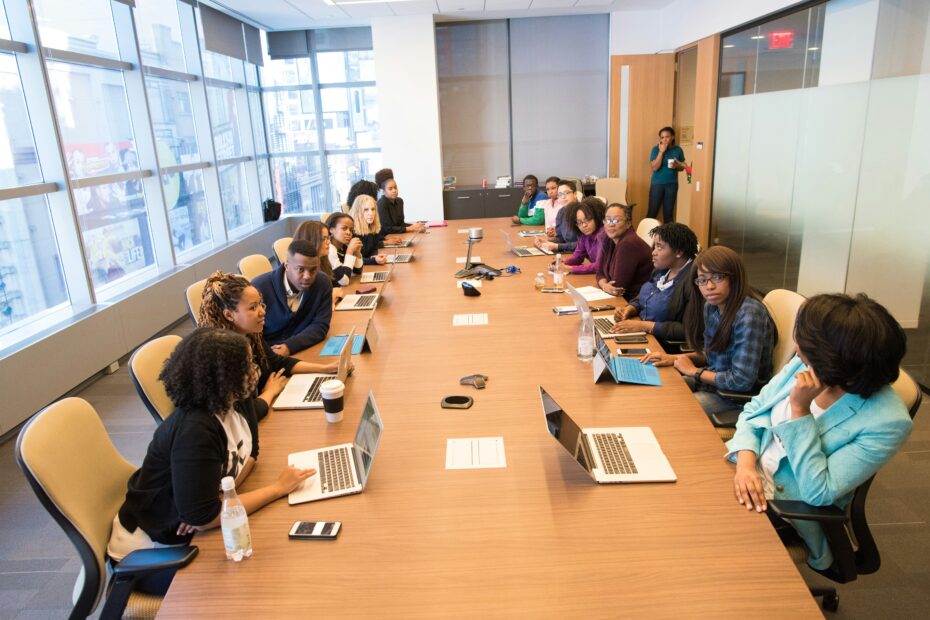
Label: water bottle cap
xmin=221 ymin=476 xmax=235 ymax=491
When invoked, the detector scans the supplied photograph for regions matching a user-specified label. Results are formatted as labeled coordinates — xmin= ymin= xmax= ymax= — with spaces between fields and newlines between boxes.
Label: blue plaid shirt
xmin=704 ymin=297 xmax=774 ymax=392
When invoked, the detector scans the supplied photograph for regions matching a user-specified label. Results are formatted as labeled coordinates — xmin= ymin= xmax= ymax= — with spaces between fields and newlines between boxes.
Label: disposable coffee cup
xmin=667 ymin=158 xmax=675 ymax=169
xmin=320 ymin=379 xmax=345 ymax=423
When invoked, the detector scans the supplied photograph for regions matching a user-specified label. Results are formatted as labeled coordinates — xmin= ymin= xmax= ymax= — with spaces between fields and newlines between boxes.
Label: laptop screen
xmin=538 ymin=386 xmax=595 ymax=478
xmin=352 ymin=392 xmax=383 ymax=487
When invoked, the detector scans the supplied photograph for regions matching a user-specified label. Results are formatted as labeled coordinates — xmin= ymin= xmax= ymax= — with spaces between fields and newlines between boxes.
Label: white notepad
xmin=445 ymin=437 xmax=507 ymax=469
xmin=452 ymin=313 xmax=488 ymax=326
xmin=573 ymin=285 xmax=614 ymax=302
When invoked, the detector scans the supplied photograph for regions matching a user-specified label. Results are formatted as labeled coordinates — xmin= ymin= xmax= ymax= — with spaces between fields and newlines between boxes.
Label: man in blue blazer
xmin=724 ymin=293 xmax=913 ymax=571
xmin=252 ymin=239 xmax=332 ymax=356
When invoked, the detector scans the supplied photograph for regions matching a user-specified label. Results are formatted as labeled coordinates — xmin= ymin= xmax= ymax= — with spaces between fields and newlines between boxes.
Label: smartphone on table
xmin=617 ymin=348 xmax=650 ymax=357
xmin=289 ymin=521 xmax=341 ymax=540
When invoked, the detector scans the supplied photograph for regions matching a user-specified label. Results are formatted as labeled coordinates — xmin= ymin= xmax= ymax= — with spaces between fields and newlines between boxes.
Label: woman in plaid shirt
xmin=643 ymin=245 xmax=774 ymax=418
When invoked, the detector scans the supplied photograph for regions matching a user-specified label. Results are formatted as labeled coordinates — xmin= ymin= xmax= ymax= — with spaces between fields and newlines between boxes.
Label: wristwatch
xmin=694 ymin=367 xmax=706 ymax=384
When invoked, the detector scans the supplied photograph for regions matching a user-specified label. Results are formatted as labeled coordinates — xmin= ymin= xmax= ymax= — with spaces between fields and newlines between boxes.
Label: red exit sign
xmin=768 ymin=31 xmax=795 ymax=49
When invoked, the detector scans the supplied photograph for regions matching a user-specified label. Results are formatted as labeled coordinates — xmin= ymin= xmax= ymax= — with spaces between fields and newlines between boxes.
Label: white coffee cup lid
xmin=320 ymin=379 xmax=345 ymax=395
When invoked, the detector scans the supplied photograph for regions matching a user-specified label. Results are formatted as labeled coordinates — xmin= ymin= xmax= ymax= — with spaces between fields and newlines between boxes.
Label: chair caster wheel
xmin=822 ymin=593 xmax=839 ymax=612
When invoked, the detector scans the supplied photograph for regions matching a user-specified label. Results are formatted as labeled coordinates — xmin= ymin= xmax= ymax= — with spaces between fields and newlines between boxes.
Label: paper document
xmin=453 ymin=313 xmax=488 ymax=326
xmin=457 ymin=228 xmax=470 ymax=234
xmin=445 ymin=437 xmax=507 ymax=469
xmin=319 ymin=334 xmax=364 ymax=356
xmin=456 ymin=256 xmax=481 ymax=264
xmin=518 ymin=230 xmax=546 ymax=237
xmin=456 ymin=279 xmax=483 ymax=288
xmin=574 ymin=285 xmax=614 ymax=302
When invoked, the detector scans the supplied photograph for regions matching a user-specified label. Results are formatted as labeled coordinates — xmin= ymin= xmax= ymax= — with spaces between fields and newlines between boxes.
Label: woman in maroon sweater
xmin=596 ymin=203 xmax=653 ymax=299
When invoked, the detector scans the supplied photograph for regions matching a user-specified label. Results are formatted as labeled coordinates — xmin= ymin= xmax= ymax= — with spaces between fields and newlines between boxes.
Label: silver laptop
xmin=336 ymin=292 xmax=379 ymax=311
xmin=565 ymin=284 xmax=645 ymax=341
xmin=360 ymin=270 xmax=389 ymax=283
xmin=287 ymin=391 xmax=383 ymax=504
xmin=272 ymin=327 xmax=356 ymax=410
xmin=539 ymin=386 xmax=676 ymax=483
xmin=385 ymin=253 xmax=412 ymax=263
xmin=499 ymin=228 xmax=551 ymax=257
xmin=382 ymin=238 xmax=413 ymax=248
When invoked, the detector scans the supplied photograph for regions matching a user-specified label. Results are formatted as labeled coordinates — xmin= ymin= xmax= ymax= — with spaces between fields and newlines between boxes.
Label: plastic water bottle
xmin=552 ymin=254 xmax=565 ymax=290
xmin=578 ymin=311 xmax=595 ymax=361
xmin=220 ymin=476 xmax=252 ymax=561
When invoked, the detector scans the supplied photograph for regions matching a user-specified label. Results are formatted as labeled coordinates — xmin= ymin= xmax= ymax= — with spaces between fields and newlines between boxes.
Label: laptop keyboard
xmin=355 ymin=294 xmax=376 ymax=308
xmin=594 ymin=317 xmax=615 ymax=334
xmin=319 ymin=446 xmax=356 ymax=493
xmin=515 ymin=247 xmax=533 ymax=257
xmin=593 ymin=433 xmax=638 ymax=475
xmin=371 ymin=271 xmax=387 ymax=282
xmin=302 ymin=375 xmax=335 ymax=403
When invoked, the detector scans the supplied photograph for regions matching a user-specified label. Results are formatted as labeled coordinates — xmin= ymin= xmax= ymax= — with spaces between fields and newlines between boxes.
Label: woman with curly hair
xmin=198 ymin=271 xmax=338 ymax=419
xmin=107 ymin=327 xmax=316 ymax=565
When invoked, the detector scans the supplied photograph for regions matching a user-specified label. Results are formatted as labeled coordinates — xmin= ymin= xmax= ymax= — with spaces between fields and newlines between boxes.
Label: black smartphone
xmin=589 ymin=304 xmax=615 ymax=312
xmin=618 ymin=347 xmax=651 ymax=356
xmin=289 ymin=521 xmax=341 ymax=540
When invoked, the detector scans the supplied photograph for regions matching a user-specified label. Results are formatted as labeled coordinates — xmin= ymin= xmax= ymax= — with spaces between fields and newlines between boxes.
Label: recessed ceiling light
xmin=750 ymin=35 xmax=765 ymax=40
xmin=808 ymin=46 xmax=820 ymax=51
xmin=723 ymin=44 xmax=735 ymax=48
xmin=323 ymin=0 xmax=422 ymax=5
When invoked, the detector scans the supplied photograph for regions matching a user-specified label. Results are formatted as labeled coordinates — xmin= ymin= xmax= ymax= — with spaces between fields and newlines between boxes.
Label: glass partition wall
xmin=711 ymin=0 xmax=930 ymax=384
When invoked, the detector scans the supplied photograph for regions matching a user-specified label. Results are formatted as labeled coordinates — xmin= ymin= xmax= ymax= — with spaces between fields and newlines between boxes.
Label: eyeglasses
xmin=694 ymin=273 xmax=728 ymax=287
xmin=575 ymin=218 xmax=592 ymax=227
xmin=557 ymin=191 xmax=573 ymax=198
xmin=604 ymin=217 xmax=626 ymax=225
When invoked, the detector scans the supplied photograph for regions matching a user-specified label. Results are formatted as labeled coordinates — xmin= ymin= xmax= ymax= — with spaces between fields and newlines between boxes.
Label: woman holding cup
xmin=647 ymin=126 xmax=686 ymax=223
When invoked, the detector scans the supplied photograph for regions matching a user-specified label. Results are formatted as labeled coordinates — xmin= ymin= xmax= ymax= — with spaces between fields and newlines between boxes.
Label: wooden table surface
xmin=158 ymin=218 xmax=820 ymax=618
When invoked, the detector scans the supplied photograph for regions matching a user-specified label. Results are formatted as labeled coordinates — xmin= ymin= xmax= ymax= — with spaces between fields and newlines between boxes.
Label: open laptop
xmin=382 ymin=237 xmax=413 ymax=248
xmin=385 ymin=253 xmax=413 ymax=263
xmin=499 ymin=229 xmax=551 ymax=257
xmin=565 ymin=283 xmax=646 ymax=342
xmin=360 ymin=259 xmax=394 ymax=283
xmin=273 ymin=326 xmax=356 ymax=410
xmin=539 ymin=386 xmax=676 ymax=483
xmin=336 ymin=292 xmax=379 ymax=311
xmin=287 ymin=391 xmax=384 ymax=504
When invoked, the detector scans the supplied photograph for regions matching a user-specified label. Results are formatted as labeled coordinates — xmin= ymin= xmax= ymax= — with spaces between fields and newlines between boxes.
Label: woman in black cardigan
xmin=107 ymin=328 xmax=315 ymax=564
xmin=611 ymin=222 xmax=698 ymax=348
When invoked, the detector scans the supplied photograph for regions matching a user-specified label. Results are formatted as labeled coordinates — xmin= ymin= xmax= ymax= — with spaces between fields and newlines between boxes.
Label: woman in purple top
xmin=553 ymin=197 xmax=606 ymax=276
xmin=595 ymin=203 xmax=654 ymax=299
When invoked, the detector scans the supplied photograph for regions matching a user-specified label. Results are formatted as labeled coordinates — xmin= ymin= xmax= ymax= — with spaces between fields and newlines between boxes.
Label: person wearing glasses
xmin=107 ymin=328 xmax=317 ymax=570
xmin=197 ymin=271 xmax=339 ymax=419
xmin=511 ymin=174 xmax=546 ymax=226
xmin=535 ymin=179 xmax=580 ymax=253
xmin=251 ymin=239 xmax=333 ymax=356
xmin=551 ymin=197 xmax=606 ymax=276
xmin=595 ymin=203 xmax=653 ymax=298
xmin=642 ymin=245 xmax=774 ymax=418
xmin=610 ymin=222 xmax=698 ymax=349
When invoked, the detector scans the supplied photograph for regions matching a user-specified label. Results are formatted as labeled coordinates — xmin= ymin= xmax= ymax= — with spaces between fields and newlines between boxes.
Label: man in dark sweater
xmin=252 ymin=239 xmax=333 ymax=356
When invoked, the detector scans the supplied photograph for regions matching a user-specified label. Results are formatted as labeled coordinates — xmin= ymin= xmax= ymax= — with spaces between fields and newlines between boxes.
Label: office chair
xmin=636 ymin=217 xmax=661 ymax=245
xmin=595 ymin=177 xmax=627 ymax=205
xmin=768 ymin=369 xmax=922 ymax=612
xmin=319 ymin=211 xmax=334 ymax=225
xmin=15 ymin=398 xmax=197 ymax=620
xmin=273 ymin=236 xmax=293 ymax=265
xmin=185 ymin=278 xmax=207 ymax=326
xmin=711 ymin=289 xmax=806 ymax=438
xmin=129 ymin=335 xmax=182 ymax=424
xmin=238 ymin=254 xmax=273 ymax=281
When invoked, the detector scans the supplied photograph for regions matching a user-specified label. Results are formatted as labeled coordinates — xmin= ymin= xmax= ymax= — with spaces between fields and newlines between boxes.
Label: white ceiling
xmin=209 ymin=0 xmax=673 ymax=31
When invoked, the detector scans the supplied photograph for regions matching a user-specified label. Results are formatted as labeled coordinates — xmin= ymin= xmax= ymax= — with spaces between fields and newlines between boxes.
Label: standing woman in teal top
xmin=648 ymin=126 xmax=686 ymax=222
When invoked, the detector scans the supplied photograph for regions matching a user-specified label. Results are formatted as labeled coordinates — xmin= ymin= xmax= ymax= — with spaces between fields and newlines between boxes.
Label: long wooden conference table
xmin=159 ymin=218 xmax=820 ymax=618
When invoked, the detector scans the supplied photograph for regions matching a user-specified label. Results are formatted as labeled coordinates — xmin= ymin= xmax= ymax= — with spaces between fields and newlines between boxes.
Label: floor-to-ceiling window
xmin=711 ymin=0 xmax=930 ymax=384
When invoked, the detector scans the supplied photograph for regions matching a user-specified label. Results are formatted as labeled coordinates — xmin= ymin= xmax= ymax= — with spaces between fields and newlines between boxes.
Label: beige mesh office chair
xmin=595 ymin=177 xmax=627 ymax=205
xmin=273 ymin=237 xmax=292 ymax=265
xmin=185 ymin=278 xmax=207 ymax=326
xmin=129 ymin=335 xmax=182 ymax=424
xmin=238 ymin=254 xmax=273 ymax=281
xmin=636 ymin=217 xmax=661 ymax=245
xmin=15 ymin=398 xmax=197 ymax=619
xmin=320 ymin=211 xmax=334 ymax=225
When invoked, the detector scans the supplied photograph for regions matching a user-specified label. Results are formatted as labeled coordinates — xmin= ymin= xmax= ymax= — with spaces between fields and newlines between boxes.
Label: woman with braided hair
xmin=198 ymin=271 xmax=339 ymax=419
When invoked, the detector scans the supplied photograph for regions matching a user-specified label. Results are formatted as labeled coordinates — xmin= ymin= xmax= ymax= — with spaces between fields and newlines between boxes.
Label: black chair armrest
xmin=710 ymin=409 xmax=742 ymax=428
xmin=769 ymin=500 xmax=847 ymax=523
xmin=715 ymin=389 xmax=755 ymax=404
xmin=113 ymin=546 xmax=199 ymax=577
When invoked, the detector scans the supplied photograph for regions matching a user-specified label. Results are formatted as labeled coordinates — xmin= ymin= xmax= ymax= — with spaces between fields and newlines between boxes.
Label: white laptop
xmin=272 ymin=327 xmax=356 ymax=410
xmin=361 ymin=270 xmax=390 ymax=283
xmin=499 ymin=228 xmax=551 ymax=257
xmin=336 ymin=292 xmax=379 ymax=311
xmin=382 ymin=237 xmax=413 ymax=248
xmin=385 ymin=251 xmax=413 ymax=263
xmin=288 ymin=391 xmax=384 ymax=504
xmin=539 ymin=386 xmax=676 ymax=483
xmin=565 ymin=283 xmax=646 ymax=342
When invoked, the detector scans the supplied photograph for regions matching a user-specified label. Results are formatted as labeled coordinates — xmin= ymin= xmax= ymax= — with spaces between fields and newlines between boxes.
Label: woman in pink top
xmin=552 ymin=197 xmax=606 ymax=275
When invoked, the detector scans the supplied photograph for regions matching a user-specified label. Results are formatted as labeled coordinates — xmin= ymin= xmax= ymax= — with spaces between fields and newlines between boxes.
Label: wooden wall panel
xmin=609 ymin=53 xmax=675 ymax=227
xmin=688 ymin=35 xmax=720 ymax=249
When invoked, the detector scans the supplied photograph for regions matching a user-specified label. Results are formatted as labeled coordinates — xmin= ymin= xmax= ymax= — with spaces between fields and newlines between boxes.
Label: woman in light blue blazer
xmin=725 ymin=293 xmax=912 ymax=571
